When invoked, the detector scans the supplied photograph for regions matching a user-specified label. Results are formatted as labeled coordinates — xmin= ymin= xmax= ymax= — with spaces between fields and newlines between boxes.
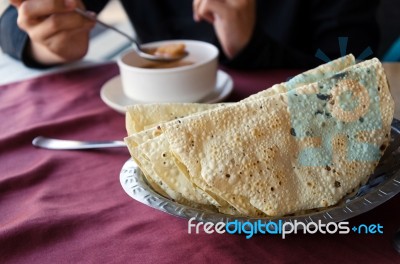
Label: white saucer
xmin=100 ymin=70 xmax=233 ymax=114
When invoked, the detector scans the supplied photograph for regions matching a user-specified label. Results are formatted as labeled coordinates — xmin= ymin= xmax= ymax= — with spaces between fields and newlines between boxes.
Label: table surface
xmin=0 ymin=61 xmax=399 ymax=263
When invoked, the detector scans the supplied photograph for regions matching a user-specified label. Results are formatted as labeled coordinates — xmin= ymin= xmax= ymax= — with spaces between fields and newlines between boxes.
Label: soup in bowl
xmin=117 ymin=40 xmax=219 ymax=103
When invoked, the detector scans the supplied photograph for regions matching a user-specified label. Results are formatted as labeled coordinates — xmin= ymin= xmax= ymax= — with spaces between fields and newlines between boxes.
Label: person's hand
xmin=193 ymin=0 xmax=256 ymax=59
xmin=9 ymin=0 xmax=95 ymax=65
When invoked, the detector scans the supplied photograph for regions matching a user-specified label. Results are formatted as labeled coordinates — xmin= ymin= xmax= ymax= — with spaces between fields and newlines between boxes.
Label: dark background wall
xmin=377 ymin=0 xmax=400 ymax=58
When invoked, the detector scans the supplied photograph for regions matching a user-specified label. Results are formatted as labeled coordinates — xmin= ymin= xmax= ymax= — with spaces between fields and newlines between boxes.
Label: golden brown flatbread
xmin=125 ymin=55 xmax=357 ymax=215
xmin=125 ymin=56 xmax=394 ymax=217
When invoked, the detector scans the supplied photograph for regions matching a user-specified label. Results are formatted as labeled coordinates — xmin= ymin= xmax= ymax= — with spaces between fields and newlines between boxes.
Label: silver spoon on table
xmin=75 ymin=8 xmax=188 ymax=62
xmin=32 ymin=136 xmax=125 ymax=150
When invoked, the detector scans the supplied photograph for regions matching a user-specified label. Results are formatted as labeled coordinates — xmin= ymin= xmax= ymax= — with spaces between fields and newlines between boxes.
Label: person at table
xmin=0 ymin=0 xmax=380 ymax=69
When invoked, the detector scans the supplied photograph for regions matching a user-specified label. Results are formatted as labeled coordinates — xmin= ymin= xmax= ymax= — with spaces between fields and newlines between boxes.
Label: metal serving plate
xmin=120 ymin=119 xmax=400 ymax=225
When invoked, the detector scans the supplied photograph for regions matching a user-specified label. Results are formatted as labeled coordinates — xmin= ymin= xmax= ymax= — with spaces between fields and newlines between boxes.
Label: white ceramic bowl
xmin=117 ymin=40 xmax=219 ymax=103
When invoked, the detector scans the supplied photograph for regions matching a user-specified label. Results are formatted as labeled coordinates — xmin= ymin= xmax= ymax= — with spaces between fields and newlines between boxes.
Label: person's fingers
xmin=18 ymin=0 xmax=76 ymax=21
xmin=193 ymin=0 xmax=225 ymax=22
xmin=195 ymin=0 xmax=255 ymax=23
xmin=192 ymin=0 xmax=200 ymax=21
xmin=26 ymin=25 xmax=91 ymax=64
xmin=42 ymin=28 xmax=90 ymax=59
xmin=197 ymin=0 xmax=213 ymax=23
xmin=196 ymin=0 xmax=256 ymax=58
xmin=27 ymin=12 xmax=94 ymax=42
xmin=196 ymin=0 xmax=227 ymax=24
xmin=225 ymin=0 xmax=252 ymax=8
xmin=9 ymin=0 xmax=24 ymax=8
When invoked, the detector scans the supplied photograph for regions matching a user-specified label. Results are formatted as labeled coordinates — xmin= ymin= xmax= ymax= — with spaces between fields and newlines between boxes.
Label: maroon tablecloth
xmin=0 ymin=63 xmax=399 ymax=263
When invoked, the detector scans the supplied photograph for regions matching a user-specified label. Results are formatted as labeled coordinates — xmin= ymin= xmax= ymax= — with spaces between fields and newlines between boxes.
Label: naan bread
xmin=158 ymin=58 xmax=393 ymax=216
xmin=125 ymin=56 xmax=394 ymax=217
xmin=125 ymin=55 xmax=357 ymax=215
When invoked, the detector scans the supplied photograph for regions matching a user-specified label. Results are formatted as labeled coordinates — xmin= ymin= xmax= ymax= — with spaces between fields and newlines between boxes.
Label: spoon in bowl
xmin=75 ymin=8 xmax=188 ymax=62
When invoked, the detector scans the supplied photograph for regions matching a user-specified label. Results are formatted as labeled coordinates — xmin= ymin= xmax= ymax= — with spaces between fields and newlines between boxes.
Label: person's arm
xmin=193 ymin=0 xmax=379 ymax=69
xmin=0 ymin=0 xmax=108 ymax=68
xmin=193 ymin=0 xmax=256 ymax=59
xmin=192 ymin=0 xmax=319 ymax=69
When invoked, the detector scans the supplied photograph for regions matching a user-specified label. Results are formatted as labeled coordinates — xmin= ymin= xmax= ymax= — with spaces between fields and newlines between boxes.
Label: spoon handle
xmin=75 ymin=8 xmax=188 ymax=62
xmin=74 ymin=8 xmax=139 ymax=49
xmin=32 ymin=136 xmax=126 ymax=150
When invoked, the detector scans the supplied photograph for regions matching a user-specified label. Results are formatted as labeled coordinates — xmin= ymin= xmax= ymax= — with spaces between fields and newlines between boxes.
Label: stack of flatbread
xmin=124 ymin=55 xmax=394 ymax=217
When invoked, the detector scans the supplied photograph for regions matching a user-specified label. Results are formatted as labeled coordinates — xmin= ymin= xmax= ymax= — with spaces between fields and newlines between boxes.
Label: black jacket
xmin=0 ymin=0 xmax=380 ymax=69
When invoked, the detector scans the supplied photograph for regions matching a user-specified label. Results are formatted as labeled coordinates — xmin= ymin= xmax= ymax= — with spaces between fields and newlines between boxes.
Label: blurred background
xmin=376 ymin=0 xmax=400 ymax=61
xmin=0 ymin=0 xmax=398 ymax=61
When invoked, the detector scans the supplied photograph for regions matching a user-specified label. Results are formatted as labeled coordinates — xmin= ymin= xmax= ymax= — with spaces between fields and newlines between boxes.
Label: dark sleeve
xmin=0 ymin=1 xmax=109 ymax=68
xmin=221 ymin=0 xmax=380 ymax=69
xmin=0 ymin=6 xmax=29 ymax=62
